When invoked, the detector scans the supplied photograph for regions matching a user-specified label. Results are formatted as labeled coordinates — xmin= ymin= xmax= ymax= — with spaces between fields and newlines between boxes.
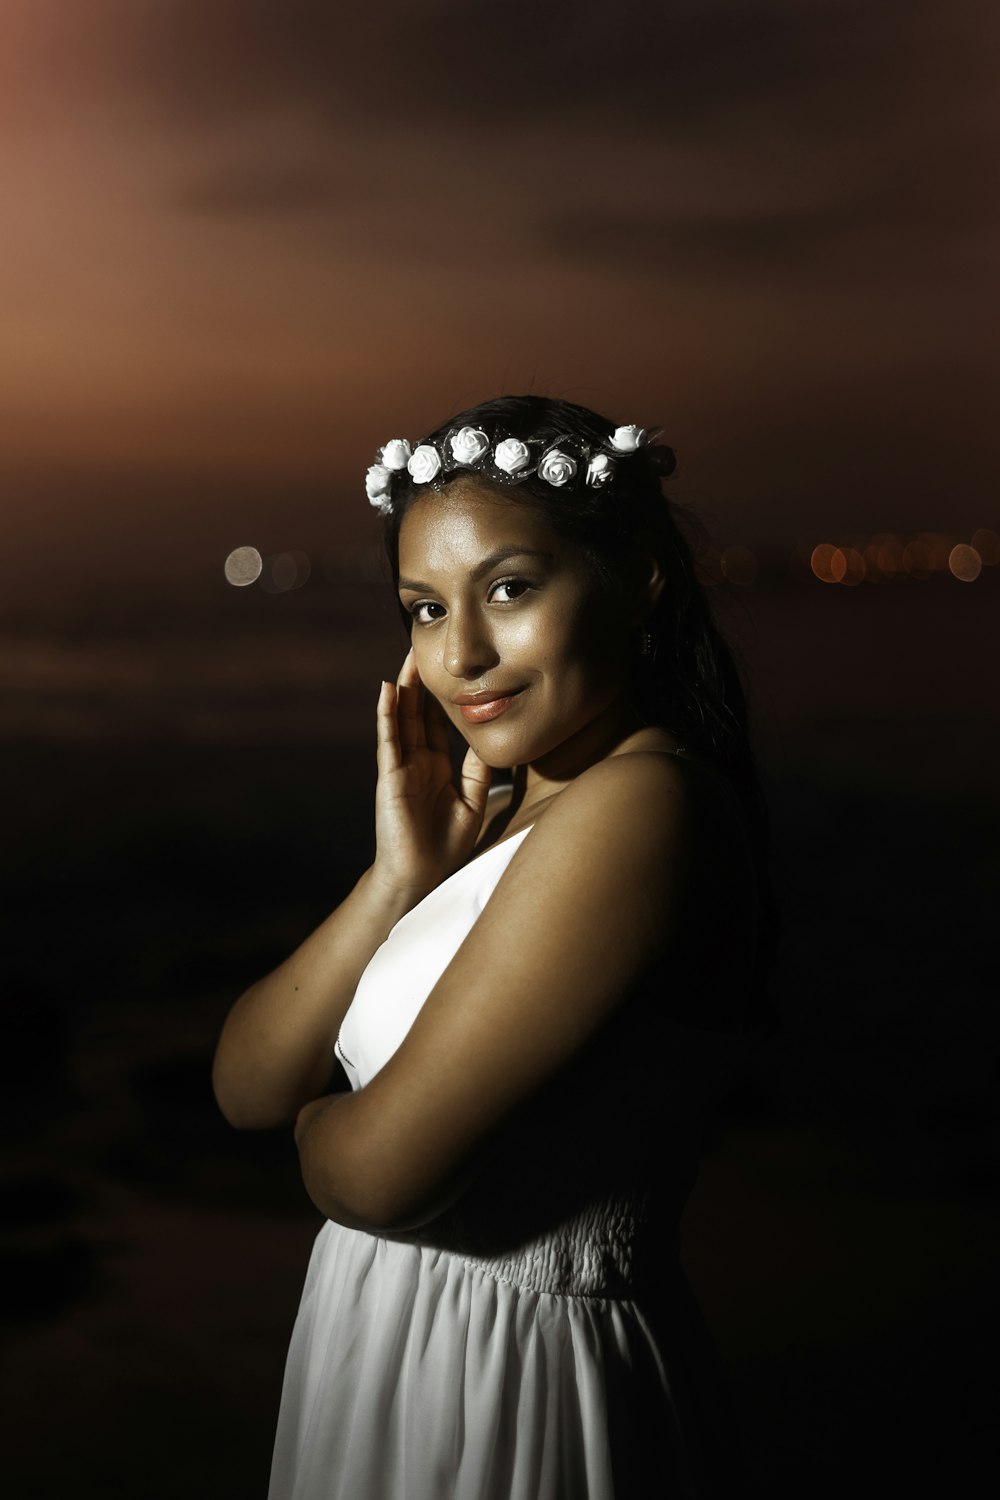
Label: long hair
xmin=380 ymin=394 xmax=779 ymax=1027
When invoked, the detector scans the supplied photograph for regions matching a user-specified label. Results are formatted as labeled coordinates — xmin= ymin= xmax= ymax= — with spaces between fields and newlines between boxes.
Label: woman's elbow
xmin=301 ymin=1173 xmax=430 ymax=1235
xmin=211 ymin=1055 xmax=294 ymax=1131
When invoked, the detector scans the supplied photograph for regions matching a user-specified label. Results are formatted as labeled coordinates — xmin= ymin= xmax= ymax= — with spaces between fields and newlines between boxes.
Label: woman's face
xmin=396 ymin=481 xmax=638 ymax=770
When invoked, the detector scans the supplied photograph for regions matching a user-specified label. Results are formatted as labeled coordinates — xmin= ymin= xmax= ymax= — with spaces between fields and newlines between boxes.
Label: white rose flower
xmin=608 ymin=424 xmax=647 ymax=453
xmin=380 ymin=438 xmax=412 ymax=472
xmin=586 ymin=453 xmax=616 ymax=487
xmin=407 ymin=444 xmax=442 ymax=483
xmin=449 ymin=426 xmax=490 ymax=465
xmin=366 ymin=463 xmax=393 ymax=507
xmin=494 ymin=438 xmax=531 ymax=474
xmin=538 ymin=448 xmax=577 ymax=487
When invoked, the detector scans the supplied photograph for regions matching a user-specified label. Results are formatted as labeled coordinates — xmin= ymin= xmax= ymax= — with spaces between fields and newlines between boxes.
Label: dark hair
xmin=381 ymin=394 xmax=779 ymax=1028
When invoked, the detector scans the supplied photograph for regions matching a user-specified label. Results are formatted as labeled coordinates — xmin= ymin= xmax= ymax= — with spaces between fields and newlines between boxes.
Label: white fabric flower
xmin=608 ymin=425 xmax=647 ymax=453
xmin=380 ymin=438 xmax=412 ymax=472
xmin=494 ymin=438 xmax=531 ymax=474
xmin=538 ymin=449 xmax=577 ymax=487
xmin=407 ymin=444 xmax=442 ymax=483
xmin=586 ymin=453 xmax=616 ymax=487
xmin=366 ymin=463 xmax=393 ymax=507
xmin=449 ymin=427 xmax=489 ymax=465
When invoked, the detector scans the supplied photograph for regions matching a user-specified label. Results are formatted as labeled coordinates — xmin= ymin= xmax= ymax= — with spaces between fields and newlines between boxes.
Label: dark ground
xmin=2 ymin=560 xmax=997 ymax=1497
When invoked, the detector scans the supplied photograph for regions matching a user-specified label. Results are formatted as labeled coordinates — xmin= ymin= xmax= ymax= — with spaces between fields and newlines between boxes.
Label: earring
xmin=639 ymin=630 xmax=653 ymax=658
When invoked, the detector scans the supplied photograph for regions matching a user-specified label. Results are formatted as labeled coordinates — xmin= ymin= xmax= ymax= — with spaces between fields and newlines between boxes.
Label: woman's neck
xmin=507 ymin=700 xmax=676 ymax=822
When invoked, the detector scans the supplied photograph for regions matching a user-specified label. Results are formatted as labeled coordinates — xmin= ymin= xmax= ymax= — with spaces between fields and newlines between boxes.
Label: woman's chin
xmin=460 ymin=737 xmax=517 ymax=771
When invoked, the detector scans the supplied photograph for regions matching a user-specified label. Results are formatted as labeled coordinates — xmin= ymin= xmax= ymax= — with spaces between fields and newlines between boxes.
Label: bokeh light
xmin=773 ymin=531 xmax=997 ymax=586
xmin=948 ymin=544 xmax=982 ymax=582
xmin=840 ymin=548 xmax=866 ymax=586
xmin=810 ymin=544 xmax=842 ymax=583
xmin=259 ymin=550 xmax=312 ymax=594
xmin=224 ymin=546 xmax=263 ymax=586
xmin=917 ymin=532 xmax=952 ymax=571
xmin=902 ymin=540 xmax=934 ymax=579
xmin=876 ymin=536 xmax=904 ymax=577
xmin=720 ymin=545 xmax=758 ymax=586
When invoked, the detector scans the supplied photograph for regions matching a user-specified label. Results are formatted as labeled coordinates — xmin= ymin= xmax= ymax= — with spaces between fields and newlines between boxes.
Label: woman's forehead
xmin=397 ymin=485 xmax=564 ymax=573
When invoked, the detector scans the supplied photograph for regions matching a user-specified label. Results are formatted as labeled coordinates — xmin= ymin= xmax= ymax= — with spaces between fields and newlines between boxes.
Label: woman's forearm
xmin=212 ymin=865 xmax=419 ymax=1130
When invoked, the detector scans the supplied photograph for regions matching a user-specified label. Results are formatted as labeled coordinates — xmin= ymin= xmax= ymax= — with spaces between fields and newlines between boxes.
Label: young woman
xmin=213 ymin=395 xmax=778 ymax=1499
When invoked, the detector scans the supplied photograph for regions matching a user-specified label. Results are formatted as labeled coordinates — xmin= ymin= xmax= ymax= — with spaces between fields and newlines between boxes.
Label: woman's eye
xmin=490 ymin=577 xmax=530 ymax=603
xmin=409 ymin=601 xmax=444 ymax=625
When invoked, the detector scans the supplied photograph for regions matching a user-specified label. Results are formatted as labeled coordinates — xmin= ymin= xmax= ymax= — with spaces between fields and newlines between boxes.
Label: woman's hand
xmin=372 ymin=648 xmax=492 ymax=901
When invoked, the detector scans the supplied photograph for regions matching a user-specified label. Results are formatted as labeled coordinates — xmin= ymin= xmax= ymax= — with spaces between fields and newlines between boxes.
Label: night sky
xmin=2 ymin=0 xmax=998 ymax=594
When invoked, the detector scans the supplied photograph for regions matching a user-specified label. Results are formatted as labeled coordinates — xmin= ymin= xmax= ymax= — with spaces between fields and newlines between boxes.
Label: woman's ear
xmin=627 ymin=541 xmax=667 ymax=625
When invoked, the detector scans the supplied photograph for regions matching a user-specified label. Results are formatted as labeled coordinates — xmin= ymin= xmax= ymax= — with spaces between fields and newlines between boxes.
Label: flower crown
xmin=365 ymin=422 xmax=666 ymax=514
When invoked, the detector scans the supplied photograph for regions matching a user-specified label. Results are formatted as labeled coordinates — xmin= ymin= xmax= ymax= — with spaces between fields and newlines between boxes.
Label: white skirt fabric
xmin=268 ymin=1219 xmax=711 ymax=1500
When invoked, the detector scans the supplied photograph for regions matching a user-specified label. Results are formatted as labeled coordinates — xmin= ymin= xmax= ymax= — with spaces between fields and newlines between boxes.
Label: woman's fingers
xmin=376 ymin=679 xmax=402 ymax=774
xmin=395 ymin=648 xmax=426 ymax=754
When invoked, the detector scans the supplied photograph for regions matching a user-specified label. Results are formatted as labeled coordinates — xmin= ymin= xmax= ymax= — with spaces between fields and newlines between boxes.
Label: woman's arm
xmin=212 ymin=650 xmax=493 ymax=1130
xmin=212 ymin=866 xmax=419 ymax=1130
xmin=293 ymin=750 xmax=700 ymax=1233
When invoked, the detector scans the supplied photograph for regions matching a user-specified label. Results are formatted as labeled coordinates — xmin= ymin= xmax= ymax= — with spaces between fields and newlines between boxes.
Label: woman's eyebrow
xmin=398 ymin=547 xmax=554 ymax=593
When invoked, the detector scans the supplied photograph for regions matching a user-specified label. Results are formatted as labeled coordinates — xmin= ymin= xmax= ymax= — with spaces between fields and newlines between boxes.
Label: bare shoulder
xmin=537 ymin=749 xmax=693 ymax=861
xmin=477 ymin=751 xmax=696 ymax=938
xmin=564 ymin=746 xmax=691 ymax=809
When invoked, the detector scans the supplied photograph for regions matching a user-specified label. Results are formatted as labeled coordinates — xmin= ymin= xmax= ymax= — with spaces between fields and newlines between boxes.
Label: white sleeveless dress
xmin=268 ymin=823 xmax=751 ymax=1500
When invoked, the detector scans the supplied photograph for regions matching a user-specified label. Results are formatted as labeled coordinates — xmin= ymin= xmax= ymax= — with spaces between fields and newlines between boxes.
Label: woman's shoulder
xmin=566 ymin=742 xmax=691 ymax=817
xmin=481 ymin=737 xmax=746 ymax=874
xmin=533 ymin=745 xmax=756 ymax=922
xmin=507 ymin=749 xmax=693 ymax=889
xmin=595 ymin=735 xmax=754 ymax=845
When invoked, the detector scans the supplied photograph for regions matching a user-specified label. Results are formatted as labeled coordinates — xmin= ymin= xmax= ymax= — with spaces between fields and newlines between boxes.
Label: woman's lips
xmin=456 ymin=691 xmax=524 ymax=724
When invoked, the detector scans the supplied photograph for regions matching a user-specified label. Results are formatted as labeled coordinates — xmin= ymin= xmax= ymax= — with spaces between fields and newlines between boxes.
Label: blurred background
xmin=2 ymin=3 xmax=997 ymax=1496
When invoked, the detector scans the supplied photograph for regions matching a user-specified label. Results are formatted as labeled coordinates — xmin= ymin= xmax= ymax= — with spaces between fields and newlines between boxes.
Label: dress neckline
xmin=386 ymin=826 xmax=536 ymax=938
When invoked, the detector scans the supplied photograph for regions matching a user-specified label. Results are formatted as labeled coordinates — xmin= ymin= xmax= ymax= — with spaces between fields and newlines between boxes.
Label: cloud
xmin=55 ymin=0 xmax=990 ymax=143
xmin=542 ymin=147 xmax=999 ymax=282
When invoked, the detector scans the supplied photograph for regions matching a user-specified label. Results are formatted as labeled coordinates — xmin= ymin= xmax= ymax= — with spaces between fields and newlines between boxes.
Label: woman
xmin=213 ymin=395 xmax=778 ymax=1499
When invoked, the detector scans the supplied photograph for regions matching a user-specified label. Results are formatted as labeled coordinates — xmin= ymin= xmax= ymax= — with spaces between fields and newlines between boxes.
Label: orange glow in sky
xmin=1 ymin=1 xmax=998 ymax=593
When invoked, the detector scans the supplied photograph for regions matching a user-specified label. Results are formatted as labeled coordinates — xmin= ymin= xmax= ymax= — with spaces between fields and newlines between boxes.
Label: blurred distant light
xmin=918 ymin=531 xmax=952 ymax=571
xmin=862 ymin=544 xmax=886 ymax=581
xmin=972 ymin=527 xmax=1000 ymax=565
xmin=224 ymin=545 xmax=263 ymax=586
xmin=948 ymin=544 xmax=982 ymax=582
xmin=694 ymin=547 xmax=723 ymax=586
xmin=840 ymin=547 xmax=865 ymax=586
xmin=259 ymin=550 xmax=312 ymax=594
xmin=810 ymin=543 xmax=841 ymax=583
xmin=720 ymin=545 xmax=758 ymax=586
xmin=902 ymin=540 xmax=934 ymax=579
xmin=876 ymin=536 xmax=904 ymax=577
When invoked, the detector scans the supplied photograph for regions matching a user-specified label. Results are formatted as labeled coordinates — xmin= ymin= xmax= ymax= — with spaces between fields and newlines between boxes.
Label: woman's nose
xmin=443 ymin=608 xmax=497 ymax=680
